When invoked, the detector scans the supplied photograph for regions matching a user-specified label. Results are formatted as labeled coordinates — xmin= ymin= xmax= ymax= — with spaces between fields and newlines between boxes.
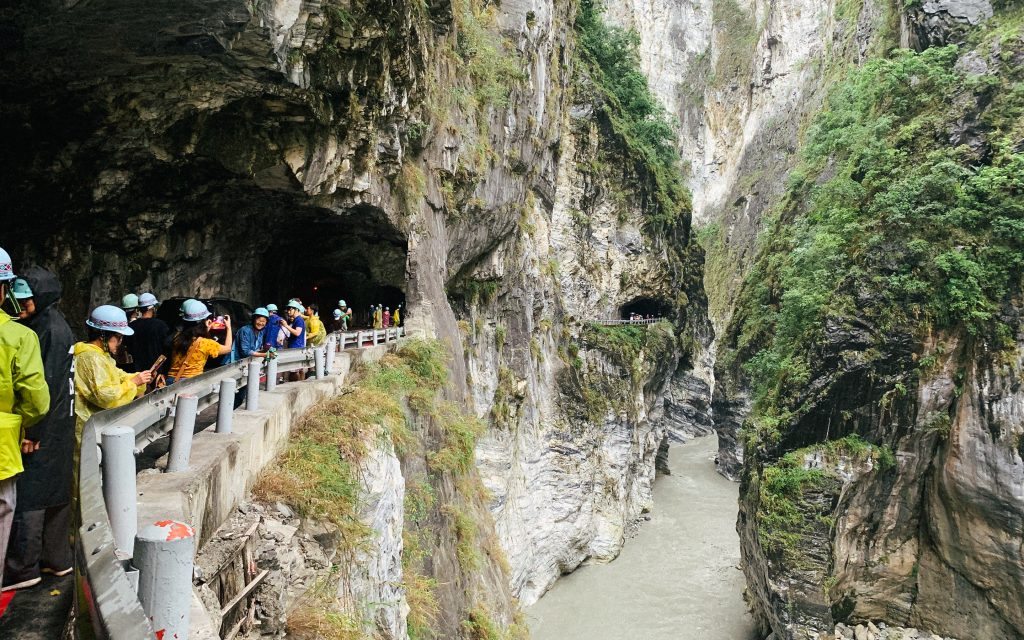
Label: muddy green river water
xmin=526 ymin=434 xmax=759 ymax=640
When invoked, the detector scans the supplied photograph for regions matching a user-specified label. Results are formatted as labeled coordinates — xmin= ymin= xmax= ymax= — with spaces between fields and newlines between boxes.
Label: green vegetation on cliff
xmin=730 ymin=15 xmax=1024 ymax=442
xmin=574 ymin=0 xmax=690 ymax=228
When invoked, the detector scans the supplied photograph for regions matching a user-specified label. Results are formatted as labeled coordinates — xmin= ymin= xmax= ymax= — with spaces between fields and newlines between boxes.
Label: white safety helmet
xmin=0 ymin=247 xmax=15 ymax=282
xmin=87 ymin=305 xmax=135 ymax=335
xmin=138 ymin=292 xmax=159 ymax=308
xmin=333 ymin=309 xmax=342 ymax=319
xmin=337 ymin=299 xmax=346 ymax=308
xmin=121 ymin=293 xmax=139 ymax=309
xmin=180 ymin=298 xmax=212 ymax=322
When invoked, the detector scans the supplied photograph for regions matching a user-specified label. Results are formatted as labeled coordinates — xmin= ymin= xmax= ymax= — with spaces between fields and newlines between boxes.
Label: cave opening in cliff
xmin=257 ymin=204 xmax=407 ymax=328
xmin=621 ymin=297 xmax=672 ymax=319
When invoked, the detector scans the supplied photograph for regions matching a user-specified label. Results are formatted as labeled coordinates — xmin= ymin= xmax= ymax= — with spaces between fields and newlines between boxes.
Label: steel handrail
xmin=75 ymin=327 xmax=404 ymax=638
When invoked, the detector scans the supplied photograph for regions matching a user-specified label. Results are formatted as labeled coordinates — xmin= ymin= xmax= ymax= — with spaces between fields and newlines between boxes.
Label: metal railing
xmin=591 ymin=317 xmax=666 ymax=326
xmin=75 ymin=327 xmax=404 ymax=639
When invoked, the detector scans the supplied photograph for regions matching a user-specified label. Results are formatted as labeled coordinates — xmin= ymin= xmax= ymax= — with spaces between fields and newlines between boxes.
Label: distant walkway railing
xmin=591 ymin=317 xmax=666 ymax=326
xmin=75 ymin=327 xmax=404 ymax=640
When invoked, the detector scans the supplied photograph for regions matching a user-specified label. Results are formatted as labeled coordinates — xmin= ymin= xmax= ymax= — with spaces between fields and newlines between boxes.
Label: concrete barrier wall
xmin=135 ymin=345 xmax=389 ymax=553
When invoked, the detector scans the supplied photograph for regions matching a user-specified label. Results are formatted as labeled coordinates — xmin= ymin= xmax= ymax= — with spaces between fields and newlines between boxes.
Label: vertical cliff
xmin=712 ymin=2 xmax=1024 ymax=638
xmin=0 ymin=0 xmax=709 ymax=635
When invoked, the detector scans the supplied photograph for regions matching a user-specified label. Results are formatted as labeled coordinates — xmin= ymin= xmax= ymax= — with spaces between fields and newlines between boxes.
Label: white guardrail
xmin=75 ymin=327 xmax=404 ymax=639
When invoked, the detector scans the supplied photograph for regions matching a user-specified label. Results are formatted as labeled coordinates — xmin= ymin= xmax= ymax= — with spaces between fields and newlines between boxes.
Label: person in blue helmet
xmin=234 ymin=308 xmax=270 ymax=361
xmin=264 ymin=303 xmax=285 ymax=351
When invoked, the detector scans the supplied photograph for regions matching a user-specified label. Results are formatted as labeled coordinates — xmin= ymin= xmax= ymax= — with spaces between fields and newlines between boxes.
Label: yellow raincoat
xmin=0 ymin=310 xmax=49 ymax=481
xmin=304 ymin=313 xmax=327 ymax=347
xmin=373 ymin=308 xmax=383 ymax=329
xmin=73 ymin=342 xmax=143 ymax=433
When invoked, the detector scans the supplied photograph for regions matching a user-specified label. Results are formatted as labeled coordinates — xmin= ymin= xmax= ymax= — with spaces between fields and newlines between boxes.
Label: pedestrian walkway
xmin=0 ymin=572 xmax=73 ymax=638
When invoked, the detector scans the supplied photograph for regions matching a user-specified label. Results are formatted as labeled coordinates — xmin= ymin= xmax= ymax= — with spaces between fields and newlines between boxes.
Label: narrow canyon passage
xmin=526 ymin=434 xmax=757 ymax=640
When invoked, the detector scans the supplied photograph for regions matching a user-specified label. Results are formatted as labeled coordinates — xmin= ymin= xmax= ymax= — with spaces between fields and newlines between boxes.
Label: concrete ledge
xmin=135 ymin=344 xmax=391 ymax=550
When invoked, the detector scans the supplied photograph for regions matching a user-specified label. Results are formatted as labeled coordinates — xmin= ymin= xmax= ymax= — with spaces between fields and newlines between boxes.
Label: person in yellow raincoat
xmin=372 ymin=305 xmax=383 ymax=329
xmin=0 ymin=248 xmax=50 ymax=589
xmin=72 ymin=306 xmax=151 ymax=508
xmin=303 ymin=303 xmax=327 ymax=347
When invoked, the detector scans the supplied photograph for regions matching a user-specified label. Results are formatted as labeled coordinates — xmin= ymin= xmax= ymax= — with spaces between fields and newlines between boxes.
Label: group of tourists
xmin=369 ymin=303 xmax=400 ymax=329
xmin=0 ymin=243 xmax=404 ymax=594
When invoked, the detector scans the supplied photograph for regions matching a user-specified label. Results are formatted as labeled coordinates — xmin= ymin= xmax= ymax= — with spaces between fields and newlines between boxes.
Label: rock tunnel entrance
xmin=257 ymin=204 xmax=407 ymax=328
xmin=620 ymin=297 xmax=672 ymax=320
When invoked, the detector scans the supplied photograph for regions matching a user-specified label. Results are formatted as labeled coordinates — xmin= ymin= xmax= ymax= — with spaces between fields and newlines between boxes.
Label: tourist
xmin=0 ymin=248 xmax=50 ymax=592
xmin=383 ymin=306 xmax=391 ymax=329
xmin=264 ymin=303 xmax=285 ymax=349
xmin=121 ymin=293 xmax=140 ymax=322
xmin=114 ymin=293 xmax=140 ymax=372
xmin=304 ymin=303 xmax=326 ymax=347
xmin=330 ymin=308 xmax=344 ymax=333
xmin=373 ymin=304 xmax=383 ymax=329
xmin=3 ymin=267 xmax=74 ymax=592
xmin=280 ymin=301 xmax=306 ymax=349
xmin=393 ymin=304 xmax=401 ymax=327
xmin=72 ymin=305 xmax=150 ymax=520
xmin=280 ymin=301 xmax=306 ymax=381
xmin=10 ymin=279 xmax=33 ymax=321
xmin=166 ymin=299 xmax=232 ymax=383
xmin=234 ymin=307 xmax=269 ymax=360
xmin=125 ymin=292 xmax=169 ymax=375
xmin=336 ymin=299 xmax=348 ymax=329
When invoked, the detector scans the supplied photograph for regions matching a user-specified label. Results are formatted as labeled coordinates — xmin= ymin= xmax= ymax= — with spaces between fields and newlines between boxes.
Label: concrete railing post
xmin=266 ymin=357 xmax=278 ymax=393
xmin=216 ymin=378 xmax=235 ymax=434
xmin=166 ymin=394 xmax=198 ymax=473
xmin=357 ymin=330 xmax=366 ymax=347
xmin=314 ymin=347 xmax=325 ymax=379
xmin=100 ymin=426 xmax=137 ymax=556
xmin=326 ymin=336 xmax=336 ymax=373
xmin=134 ymin=520 xmax=195 ymax=640
xmin=246 ymin=361 xmax=261 ymax=411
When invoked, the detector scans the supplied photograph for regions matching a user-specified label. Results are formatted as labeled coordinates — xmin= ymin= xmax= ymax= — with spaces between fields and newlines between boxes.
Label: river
xmin=526 ymin=434 xmax=759 ymax=640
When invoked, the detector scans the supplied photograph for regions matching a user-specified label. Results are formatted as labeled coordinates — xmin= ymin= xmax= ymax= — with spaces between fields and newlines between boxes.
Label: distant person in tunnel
xmin=393 ymin=304 xmax=401 ymax=327
xmin=3 ymin=267 xmax=74 ymax=592
xmin=330 ymin=309 xmax=344 ymax=333
xmin=373 ymin=305 xmax=383 ymax=329
xmin=0 ymin=248 xmax=49 ymax=593
xmin=383 ymin=307 xmax=391 ymax=329
xmin=166 ymin=299 xmax=232 ymax=383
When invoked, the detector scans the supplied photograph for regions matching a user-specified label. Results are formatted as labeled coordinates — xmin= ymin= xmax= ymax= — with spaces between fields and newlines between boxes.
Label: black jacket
xmin=16 ymin=267 xmax=75 ymax=511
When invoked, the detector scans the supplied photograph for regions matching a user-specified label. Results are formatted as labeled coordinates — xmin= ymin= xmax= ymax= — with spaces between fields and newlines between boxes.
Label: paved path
xmin=0 ymin=573 xmax=73 ymax=639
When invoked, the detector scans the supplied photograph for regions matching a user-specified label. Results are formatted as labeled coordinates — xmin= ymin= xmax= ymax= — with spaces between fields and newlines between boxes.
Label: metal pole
xmin=266 ymin=357 xmax=278 ymax=392
xmin=166 ymin=394 xmax=198 ymax=473
xmin=216 ymin=378 xmax=235 ymax=434
xmin=326 ymin=335 xmax=336 ymax=373
xmin=314 ymin=347 xmax=325 ymax=379
xmin=100 ymin=426 xmax=137 ymax=556
xmin=246 ymin=361 xmax=261 ymax=410
xmin=134 ymin=520 xmax=195 ymax=640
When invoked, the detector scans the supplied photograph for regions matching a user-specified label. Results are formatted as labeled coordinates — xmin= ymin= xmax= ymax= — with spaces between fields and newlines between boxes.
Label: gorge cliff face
xmin=1 ymin=0 xmax=708 ymax=635
xmin=706 ymin=1 xmax=1024 ymax=638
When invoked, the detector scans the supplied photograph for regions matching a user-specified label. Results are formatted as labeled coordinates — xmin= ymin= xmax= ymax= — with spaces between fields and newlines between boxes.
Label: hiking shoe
xmin=41 ymin=567 xmax=73 ymax=577
xmin=1 ymin=576 xmax=41 ymax=592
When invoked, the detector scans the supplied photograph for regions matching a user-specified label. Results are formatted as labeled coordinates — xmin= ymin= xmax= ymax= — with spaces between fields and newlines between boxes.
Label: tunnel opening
xmin=621 ymin=297 xmax=672 ymax=320
xmin=257 ymin=204 xmax=407 ymax=328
